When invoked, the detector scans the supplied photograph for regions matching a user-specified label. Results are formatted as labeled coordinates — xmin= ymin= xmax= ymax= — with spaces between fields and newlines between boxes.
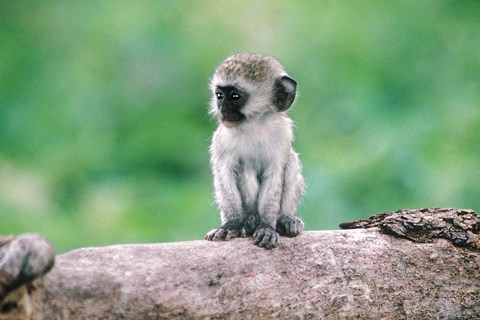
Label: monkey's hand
xmin=205 ymin=225 xmax=246 ymax=241
xmin=276 ymin=215 xmax=304 ymax=237
xmin=253 ymin=225 xmax=279 ymax=249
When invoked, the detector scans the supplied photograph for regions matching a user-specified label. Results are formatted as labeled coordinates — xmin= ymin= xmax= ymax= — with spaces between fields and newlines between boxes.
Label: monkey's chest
xmin=232 ymin=140 xmax=284 ymax=183
xmin=213 ymin=126 xmax=290 ymax=172
xmin=232 ymin=133 xmax=286 ymax=162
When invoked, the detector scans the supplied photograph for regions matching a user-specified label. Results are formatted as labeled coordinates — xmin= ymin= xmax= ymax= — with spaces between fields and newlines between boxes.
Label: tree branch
xmin=1 ymin=208 xmax=479 ymax=319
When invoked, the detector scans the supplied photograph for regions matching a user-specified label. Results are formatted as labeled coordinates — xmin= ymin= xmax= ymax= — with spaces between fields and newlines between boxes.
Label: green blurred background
xmin=1 ymin=1 xmax=479 ymax=253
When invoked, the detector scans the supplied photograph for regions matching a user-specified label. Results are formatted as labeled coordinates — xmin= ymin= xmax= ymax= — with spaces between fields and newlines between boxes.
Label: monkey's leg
xmin=277 ymin=150 xmax=305 ymax=237
xmin=205 ymin=160 xmax=246 ymax=241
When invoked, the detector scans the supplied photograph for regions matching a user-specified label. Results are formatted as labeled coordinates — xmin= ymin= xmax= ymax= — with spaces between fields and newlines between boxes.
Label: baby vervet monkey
xmin=205 ymin=53 xmax=305 ymax=249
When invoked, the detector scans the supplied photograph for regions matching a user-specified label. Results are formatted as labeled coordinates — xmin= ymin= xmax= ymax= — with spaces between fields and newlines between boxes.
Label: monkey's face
xmin=214 ymin=85 xmax=249 ymax=128
xmin=209 ymin=54 xmax=297 ymax=129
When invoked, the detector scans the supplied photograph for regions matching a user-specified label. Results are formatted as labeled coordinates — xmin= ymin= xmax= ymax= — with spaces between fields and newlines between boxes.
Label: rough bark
xmin=0 ymin=234 xmax=54 ymax=320
xmin=340 ymin=207 xmax=480 ymax=249
xmin=1 ymin=209 xmax=480 ymax=319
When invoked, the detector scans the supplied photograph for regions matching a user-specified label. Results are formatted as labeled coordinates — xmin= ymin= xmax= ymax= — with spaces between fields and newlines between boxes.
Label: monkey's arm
xmin=254 ymin=164 xmax=285 ymax=248
xmin=254 ymin=150 xmax=305 ymax=247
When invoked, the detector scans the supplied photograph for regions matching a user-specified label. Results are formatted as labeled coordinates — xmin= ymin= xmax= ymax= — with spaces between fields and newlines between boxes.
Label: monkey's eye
xmin=216 ymin=92 xmax=224 ymax=100
xmin=231 ymin=93 xmax=241 ymax=101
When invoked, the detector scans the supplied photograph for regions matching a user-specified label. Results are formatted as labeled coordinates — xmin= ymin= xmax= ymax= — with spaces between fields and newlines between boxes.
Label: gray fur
xmin=205 ymin=54 xmax=305 ymax=249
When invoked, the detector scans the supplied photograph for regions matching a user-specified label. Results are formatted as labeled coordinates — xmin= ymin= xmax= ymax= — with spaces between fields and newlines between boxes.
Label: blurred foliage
xmin=0 ymin=1 xmax=479 ymax=253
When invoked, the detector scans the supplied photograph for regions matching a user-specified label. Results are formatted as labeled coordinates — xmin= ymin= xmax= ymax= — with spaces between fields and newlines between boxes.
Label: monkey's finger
xmin=212 ymin=228 xmax=228 ymax=241
xmin=205 ymin=228 xmax=226 ymax=241
xmin=259 ymin=232 xmax=272 ymax=248
xmin=252 ymin=229 xmax=265 ymax=245
xmin=261 ymin=230 xmax=279 ymax=249
xmin=288 ymin=219 xmax=300 ymax=236
xmin=225 ymin=230 xmax=241 ymax=241
xmin=205 ymin=229 xmax=219 ymax=241
xmin=294 ymin=218 xmax=305 ymax=234
xmin=265 ymin=235 xmax=279 ymax=249
xmin=253 ymin=228 xmax=279 ymax=249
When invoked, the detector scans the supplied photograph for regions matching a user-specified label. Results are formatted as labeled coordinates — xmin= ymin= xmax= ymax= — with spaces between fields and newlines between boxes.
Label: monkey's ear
xmin=273 ymin=76 xmax=297 ymax=111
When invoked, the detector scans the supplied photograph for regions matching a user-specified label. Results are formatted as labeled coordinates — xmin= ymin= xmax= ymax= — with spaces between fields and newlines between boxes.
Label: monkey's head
xmin=209 ymin=53 xmax=297 ymax=128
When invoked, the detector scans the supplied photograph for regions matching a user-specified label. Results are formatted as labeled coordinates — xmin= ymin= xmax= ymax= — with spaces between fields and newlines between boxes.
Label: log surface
xmin=27 ymin=229 xmax=480 ymax=319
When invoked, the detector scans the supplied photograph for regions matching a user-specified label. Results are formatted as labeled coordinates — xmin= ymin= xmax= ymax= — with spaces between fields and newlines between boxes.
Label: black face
xmin=215 ymin=85 xmax=248 ymax=127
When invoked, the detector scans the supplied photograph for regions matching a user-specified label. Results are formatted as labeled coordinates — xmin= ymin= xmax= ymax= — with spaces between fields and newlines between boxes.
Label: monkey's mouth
xmin=222 ymin=119 xmax=243 ymax=128
xmin=221 ymin=114 xmax=245 ymax=128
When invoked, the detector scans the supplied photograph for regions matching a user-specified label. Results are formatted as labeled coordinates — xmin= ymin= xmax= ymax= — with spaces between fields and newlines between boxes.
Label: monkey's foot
xmin=276 ymin=215 xmax=304 ymax=237
xmin=253 ymin=227 xmax=279 ymax=249
xmin=205 ymin=228 xmax=246 ymax=241
xmin=243 ymin=215 xmax=259 ymax=236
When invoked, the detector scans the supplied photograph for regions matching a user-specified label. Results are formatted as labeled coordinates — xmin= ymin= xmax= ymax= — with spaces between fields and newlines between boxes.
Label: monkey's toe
xmin=253 ymin=227 xmax=279 ymax=249
xmin=205 ymin=229 xmax=219 ymax=241
xmin=205 ymin=228 xmax=244 ymax=241
xmin=277 ymin=215 xmax=304 ymax=237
